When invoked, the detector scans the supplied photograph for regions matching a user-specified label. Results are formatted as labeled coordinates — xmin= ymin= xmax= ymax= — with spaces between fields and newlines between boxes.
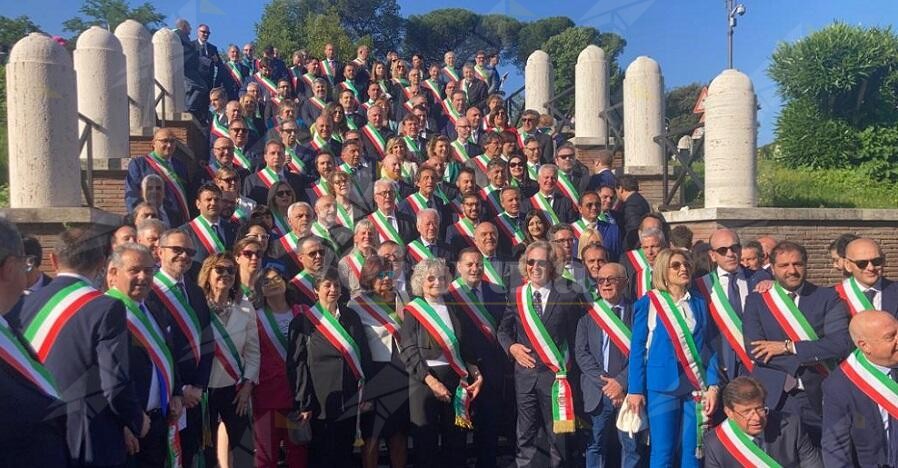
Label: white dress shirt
xmin=424 ymin=298 xmax=454 ymax=368
xmin=716 ymin=265 xmax=748 ymax=308
xmin=646 ymin=291 xmax=696 ymax=352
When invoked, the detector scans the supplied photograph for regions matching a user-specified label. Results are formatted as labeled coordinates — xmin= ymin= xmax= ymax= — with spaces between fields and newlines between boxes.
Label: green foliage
xmin=254 ymin=0 xmax=307 ymax=57
xmin=513 ymin=17 xmax=574 ymax=69
xmin=665 ymin=83 xmax=704 ymax=137
xmin=334 ymin=0 xmax=402 ymax=57
xmin=304 ymin=9 xmax=356 ymax=62
xmin=62 ymin=0 xmax=165 ymax=40
xmin=856 ymin=125 xmax=898 ymax=181
xmin=404 ymin=9 xmax=481 ymax=64
xmin=757 ymin=156 xmax=898 ymax=208
xmin=774 ymin=97 xmax=859 ymax=168
xmin=0 ymin=15 xmax=41 ymax=55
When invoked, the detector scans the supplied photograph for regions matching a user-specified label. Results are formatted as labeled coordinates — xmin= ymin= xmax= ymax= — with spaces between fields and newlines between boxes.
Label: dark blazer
xmin=367 ymin=209 xmax=418 ymax=245
xmin=126 ymin=154 xmax=191 ymax=227
xmin=359 ymin=126 xmax=396 ymax=162
xmin=339 ymin=162 xmax=378 ymax=209
xmin=704 ymin=267 xmax=757 ymax=384
xmin=621 ymin=192 xmax=651 ymax=250
xmin=445 ymin=284 xmax=508 ymax=393
xmin=575 ymin=299 xmax=632 ymax=413
xmin=446 ymin=219 xmax=479 ymax=255
xmin=315 ymin=224 xmax=354 ymax=258
xmin=268 ymin=232 xmax=305 ymax=279
xmin=299 ymin=98 xmax=328 ymax=126
xmin=528 ymin=191 xmax=577 ymax=224
xmin=462 ymin=79 xmax=489 ymax=109
xmin=495 ymin=212 xmax=528 ymax=259
xmin=621 ymin=250 xmax=652 ymax=302
xmin=179 ymin=216 xmax=239 ymax=267
xmin=822 ymin=363 xmax=896 ymax=467
xmin=743 ymin=282 xmax=852 ymax=412
xmin=128 ymin=301 xmax=182 ymax=410
xmin=884 ymin=278 xmax=898 ymax=317
xmin=220 ymin=60 xmax=249 ymax=101
xmin=193 ymin=40 xmax=219 ymax=88
xmin=241 ymin=170 xmax=307 ymax=206
xmin=399 ymin=298 xmax=478 ymax=384
xmin=559 ymin=162 xmax=591 ymax=203
xmin=595 ymin=216 xmax=622 ymax=262
xmin=404 ymin=240 xmax=452 ymax=273
xmin=587 ymin=168 xmax=617 ymax=192
xmin=19 ymin=276 xmax=144 ymax=466
xmin=704 ymin=411 xmax=822 ymax=468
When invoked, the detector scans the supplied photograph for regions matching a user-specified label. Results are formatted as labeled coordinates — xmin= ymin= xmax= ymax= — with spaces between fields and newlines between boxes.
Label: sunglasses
xmin=305 ymin=249 xmax=325 ymax=258
xmin=713 ymin=244 xmax=742 ymax=256
xmin=160 ymin=245 xmax=196 ymax=257
xmin=556 ymin=154 xmax=574 ymax=160
xmin=263 ymin=275 xmax=284 ymax=286
xmin=247 ymin=233 xmax=270 ymax=241
xmin=376 ymin=270 xmax=395 ymax=280
xmin=218 ymin=176 xmax=238 ymax=184
xmin=240 ymin=250 xmax=261 ymax=259
xmin=276 ymin=190 xmax=293 ymax=197
xmin=230 ymin=128 xmax=248 ymax=134
xmin=669 ymin=261 xmax=690 ymax=271
xmin=526 ymin=259 xmax=549 ymax=268
xmin=214 ymin=266 xmax=235 ymax=276
xmin=508 ymin=162 xmax=523 ymax=168
xmin=848 ymin=257 xmax=885 ymax=269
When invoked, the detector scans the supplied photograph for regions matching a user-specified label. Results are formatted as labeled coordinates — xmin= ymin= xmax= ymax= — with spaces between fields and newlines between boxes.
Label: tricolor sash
xmin=448 ymin=279 xmax=497 ymax=342
xmin=188 ymin=216 xmax=225 ymax=255
xmin=482 ymin=257 xmax=506 ymax=289
xmin=497 ymin=212 xmax=525 ymax=247
xmin=24 ymin=280 xmax=103 ymax=362
xmin=474 ymin=64 xmax=490 ymax=82
xmin=762 ymin=284 xmax=830 ymax=375
xmin=453 ymin=218 xmax=477 ymax=247
xmin=278 ymin=232 xmax=303 ymax=269
xmin=289 ymin=65 xmax=302 ymax=90
xmin=715 ymin=418 xmax=782 ymax=468
xmin=226 ymin=61 xmax=244 ymax=84
xmin=442 ymin=66 xmax=460 ymax=83
xmin=404 ymin=298 xmax=474 ymax=428
xmin=309 ymin=132 xmax=330 ymax=153
xmin=571 ymin=219 xmax=591 ymax=240
xmin=480 ymin=185 xmax=502 ymax=215
xmin=403 ymin=136 xmax=422 ymax=160
xmin=587 ymin=298 xmax=631 ymax=355
xmin=310 ymin=222 xmax=338 ymax=252
xmin=647 ymin=290 xmax=706 ymax=390
xmin=696 ymin=272 xmax=753 ymax=372
xmin=257 ymin=167 xmax=280 ymax=188
xmin=345 ymin=250 xmax=365 ymax=280
xmin=349 ymin=294 xmax=400 ymax=341
xmin=301 ymin=72 xmax=317 ymax=90
xmin=516 ymin=130 xmax=530 ymax=151
xmin=407 ymin=239 xmax=434 ymax=263
xmin=286 ymin=147 xmax=307 ymax=174
xmin=835 ymin=277 xmax=875 ymax=316
xmin=530 ymin=192 xmax=560 ymax=224
xmin=556 ymin=172 xmax=580 ymax=206
xmin=232 ymin=147 xmax=252 ymax=170
xmin=272 ymin=211 xmax=290 ymax=237
xmin=321 ymin=60 xmax=337 ymax=84
xmin=0 ymin=319 xmax=59 ymax=398
xmin=470 ymin=154 xmax=491 ymax=174
xmin=404 ymin=192 xmax=429 ymax=215
xmin=309 ymin=97 xmax=327 ymax=112
xmin=336 ymin=203 xmax=354 ymax=230
xmin=210 ymin=114 xmax=229 ymax=139
xmin=422 ymin=78 xmax=442 ymax=102
xmin=516 ymin=284 xmax=575 ymax=432
xmin=211 ymin=312 xmax=244 ymax=382
xmin=145 ymin=152 xmax=190 ymax=218
xmin=254 ymin=72 xmax=278 ymax=97
xmin=257 ymin=307 xmax=290 ymax=363
xmin=625 ymin=249 xmax=652 ymax=298
xmin=362 ymin=124 xmax=387 ymax=159
xmin=450 ymin=140 xmax=471 ymax=163
xmin=527 ymin=161 xmax=539 ymax=180
xmin=340 ymin=80 xmax=360 ymax=99
xmin=290 ymin=270 xmax=317 ymax=302
xmin=152 ymin=272 xmax=202 ymax=364
xmin=440 ymin=99 xmax=462 ymax=125
xmin=312 ymin=180 xmax=331 ymax=198
xmin=841 ymin=348 xmax=898 ymax=419
xmin=369 ymin=210 xmax=403 ymax=246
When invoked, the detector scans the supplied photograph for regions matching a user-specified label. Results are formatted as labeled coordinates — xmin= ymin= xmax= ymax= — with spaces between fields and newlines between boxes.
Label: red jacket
xmin=252 ymin=304 xmax=300 ymax=410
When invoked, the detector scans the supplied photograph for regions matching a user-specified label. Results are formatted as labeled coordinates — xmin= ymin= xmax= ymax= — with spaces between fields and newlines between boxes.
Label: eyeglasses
xmin=230 ymin=128 xmax=248 ymax=134
xmin=713 ymin=244 xmax=742 ymax=256
xmin=526 ymin=259 xmax=549 ymax=268
xmin=552 ymin=237 xmax=574 ymax=244
xmin=213 ymin=266 xmax=235 ymax=276
xmin=218 ymin=176 xmax=238 ymax=184
xmin=669 ymin=261 xmax=691 ymax=271
xmin=262 ymin=275 xmax=284 ymax=286
xmin=520 ymin=117 xmax=535 ymax=122
xmin=848 ymin=257 xmax=885 ymax=269
xmin=160 ymin=245 xmax=196 ymax=258
xmin=556 ymin=153 xmax=574 ymax=160
xmin=376 ymin=270 xmax=395 ymax=280
xmin=246 ymin=233 xmax=270 ymax=242
xmin=596 ymin=277 xmax=623 ymax=285
xmin=305 ymin=249 xmax=325 ymax=258
xmin=732 ymin=406 xmax=769 ymax=419
xmin=376 ymin=191 xmax=395 ymax=197
xmin=282 ymin=128 xmax=297 ymax=133
xmin=508 ymin=162 xmax=523 ymax=168
xmin=276 ymin=190 xmax=293 ymax=197
xmin=240 ymin=250 xmax=261 ymax=259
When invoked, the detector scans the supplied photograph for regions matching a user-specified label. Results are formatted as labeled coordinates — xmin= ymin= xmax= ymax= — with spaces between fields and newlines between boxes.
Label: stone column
xmin=623 ymin=56 xmax=664 ymax=167
xmin=74 ymin=26 xmax=128 ymax=160
xmin=6 ymin=33 xmax=81 ymax=208
xmin=704 ymin=69 xmax=757 ymax=207
xmin=575 ymin=45 xmax=609 ymax=144
xmin=525 ymin=50 xmax=553 ymax=115
xmin=115 ymin=20 xmax=155 ymax=135
xmin=152 ymin=28 xmax=185 ymax=119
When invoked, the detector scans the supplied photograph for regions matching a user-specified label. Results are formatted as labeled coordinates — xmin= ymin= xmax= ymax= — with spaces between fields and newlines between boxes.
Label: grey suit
xmin=703 ymin=411 xmax=822 ymax=468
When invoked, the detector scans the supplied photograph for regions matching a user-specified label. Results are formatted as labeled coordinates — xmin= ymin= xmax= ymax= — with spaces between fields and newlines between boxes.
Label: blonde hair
xmin=577 ymin=228 xmax=603 ymax=260
xmin=651 ymin=248 xmax=693 ymax=292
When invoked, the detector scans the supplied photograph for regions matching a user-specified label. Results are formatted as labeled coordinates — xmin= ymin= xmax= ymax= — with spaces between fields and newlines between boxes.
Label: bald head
xmin=850 ymin=310 xmax=898 ymax=367
xmin=757 ymin=236 xmax=777 ymax=266
xmin=845 ymin=238 xmax=884 ymax=288
xmin=709 ymin=228 xmax=741 ymax=273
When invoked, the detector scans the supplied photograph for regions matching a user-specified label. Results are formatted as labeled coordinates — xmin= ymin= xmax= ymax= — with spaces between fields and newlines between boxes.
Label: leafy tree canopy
xmin=63 ymin=0 xmax=165 ymax=39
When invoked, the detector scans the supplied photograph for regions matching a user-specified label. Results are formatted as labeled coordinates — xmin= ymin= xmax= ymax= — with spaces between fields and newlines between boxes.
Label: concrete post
xmin=525 ymin=50 xmax=553 ymax=115
xmin=575 ymin=45 xmax=608 ymax=143
xmin=623 ymin=56 xmax=664 ymax=167
xmin=115 ymin=20 xmax=155 ymax=135
xmin=704 ymin=69 xmax=757 ymax=208
xmin=152 ymin=28 xmax=185 ymax=119
xmin=6 ymin=33 xmax=81 ymax=208
xmin=74 ymin=26 xmax=128 ymax=160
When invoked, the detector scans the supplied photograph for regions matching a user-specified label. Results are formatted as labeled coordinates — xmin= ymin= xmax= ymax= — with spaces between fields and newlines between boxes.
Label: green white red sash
xmin=401 ymin=86 xmax=415 ymax=101
xmin=442 ymin=66 xmax=460 ymax=83
xmin=345 ymin=250 xmax=365 ymax=280
xmin=309 ymin=97 xmax=326 ymax=112
xmin=407 ymin=239 xmax=434 ymax=263
xmin=278 ymin=231 xmax=303 ymax=269
xmin=257 ymin=307 xmax=290 ymax=363
xmin=516 ymin=284 xmax=575 ymax=432
xmin=226 ymin=61 xmax=244 ymax=84
xmin=289 ymin=270 xmax=317 ymax=302
xmin=571 ymin=219 xmax=591 ymax=239
xmin=211 ymin=312 xmax=244 ymax=382
xmin=309 ymin=132 xmax=330 ymax=153
xmin=0 ymin=318 xmax=59 ymax=398
xmin=301 ymin=73 xmax=317 ymax=90
xmin=24 ymin=280 xmax=103 ymax=362
xmin=647 ymin=290 xmax=706 ymax=391
xmin=145 ymin=152 xmax=190 ymax=217
xmin=312 ymin=179 xmax=331 ymax=198
xmin=321 ymin=60 xmax=336 ymax=84
xmin=257 ymin=166 xmax=280 ymax=188
xmin=440 ymin=99 xmax=461 ymax=125
xmin=448 ymin=279 xmax=497 ymax=342
xmin=336 ymin=203 xmax=354 ymax=230
xmin=527 ymin=161 xmax=539 ymax=180
xmin=482 ymin=257 xmax=505 ymax=288
xmin=152 ymin=272 xmax=202 ymax=364
xmin=231 ymin=203 xmax=250 ymax=224
xmin=451 ymin=140 xmax=471 ymax=163
xmin=470 ymin=154 xmax=491 ymax=174
xmin=253 ymin=72 xmax=278 ymax=97
xmin=841 ymin=348 xmax=898 ymax=419
xmin=696 ymin=272 xmax=753 ymax=372
xmin=530 ymin=192 xmax=560 ymax=224
xmin=587 ymin=298 xmax=631 ymax=355
xmin=625 ymin=249 xmax=652 ymax=298
xmin=290 ymin=65 xmax=302 ymax=89
xmin=349 ymin=294 xmax=400 ymax=341
xmin=404 ymin=192 xmax=429 ymax=215
xmin=362 ymin=124 xmax=387 ymax=159
xmin=762 ymin=284 xmax=831 ymax=375
xmin=369 ymin=210 xmax=403 ymax=246
xmin=188 ymin=216 xmax=225 ymax=255
xmin=480 ymin=185 xmax=502 ymax=215
xmin=272 ymin=211 xmax=289 ymax=237
xmin=715 ymin=418 xmax=782 ymax=468
xmin=232 ymin=147 xmax=252 ymax=170
xmin=422 ymin=79 xmax=442 ymax=101
xmin=210 ymin=114 xmax=229 ymax=139
xmin=286 ymin=147 xmax=307 ymax=174
xmin=497 ymin=212 xmax=525 ymax=247
xmin=555 ymin=172 xmax=580 ymax=206
xmin=310 ymin=222 xmax=338 ymax=252
xmin=474 ymin=64 xmax=490 ymax=82
xmin=516 ymin=130 xmax=530 ymax=150
xmin=835 ymin=277 xmax=875 ymax=316
xmin=340 ymin=80 xmax=360 ymax=99
xmin=404 ymin=298 xmax=474 ymax=428
xmin=403 ymin=136 xmax=422 ymax=160
xmin=453 ymin=218 xmax=477 ymax=247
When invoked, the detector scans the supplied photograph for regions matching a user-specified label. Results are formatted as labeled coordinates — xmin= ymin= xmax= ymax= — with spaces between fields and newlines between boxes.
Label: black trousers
xmin=409 ymin=365 xmax=467 ymax=468
xmin=180 ymin=403 xmax=203 ymax=468
xmin=128 ymin=410 xmax=167 ymax=468
xmin=309 ymin=418 xmax=356 ymax=468
xmin=514 ymin=371 xmax=570 ymax=468
xmin=204 ymin=385 xmax=254 ymax=467
xmin=472 ymin=356 xmax=505 ymax=468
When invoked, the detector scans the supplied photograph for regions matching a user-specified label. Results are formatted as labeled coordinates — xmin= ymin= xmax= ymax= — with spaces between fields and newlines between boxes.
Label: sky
xmin=4 ymin=0 xmax=898 ymax=145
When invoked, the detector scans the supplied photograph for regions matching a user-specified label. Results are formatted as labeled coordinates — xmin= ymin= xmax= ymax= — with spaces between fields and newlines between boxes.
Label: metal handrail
xmin=77 ymin=113 xmax=98 ymax=207
xmin=653 ymin=120 xmax=706 ymax=208
xmin=154 ymin=79 xmax=172 ymax=127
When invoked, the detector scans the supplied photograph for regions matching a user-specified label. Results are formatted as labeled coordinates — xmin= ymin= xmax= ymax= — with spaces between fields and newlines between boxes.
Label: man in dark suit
xmin=221 ymin=45 xmax=249 ymax=101
xmin=0 ymin=219 xmax=68 ymax=468
xmin=554 ymin=143 xmax=591 ymax=210
xmin=575 ymin=258 xmax=647 ymax=468
xmin=180 ymin=184 xmax=238 ymax=273
xmin=22 ymin=235 xmax=52 ymax=295
xmin=398 ymin=166 xmax=449 ymax=232
xmin=595 ymin=186 xmax=623 ymax=261
xmin=587 ymin=149 xmax=617 ymax=192
xmin=495 ymin=187 xmax=528 ymax=258
xmin=822 ymin=310 xmax=898 ymax=467
xmin=530 ymin=164 xmax=577 ymax=225
xmin=228 ymin=119 xmax=262 ymax=173
xmin=20 ymin=227 xmax=148 ymax=467
xmin=460 ymin=63 xmax=489 ymax=110
xmin=621 ymin=227 xmax=665 ymax=302
xmin=743 ymin=240 xmax=853 ymax=444
xmin=320 ymin=42 xmax=343 ymax=87
xmin=268 ymin=201 xmax=314 ymax=279
xmin=518 ymin=109 xmax=555 ymax=163
xmin=299 ymin=77 xmax=331 ymax=126
xmin=448 ymin=116 xmax=483 ymax=163
xmin=146 ymin=229 xmax=213 ymax=467
xmin=360 ymin=105 xmax=395 ymax=162
xmin=615 ymin=175 xmax=651 ymax=250
xmin=194 ymin=24 xmax=219 ymax=93
xmin=475 ymin=222 xmax=518 ymax=291
xmin=447 ymin=193 xmax=482 ymax=255
xmin=498 ymin=241 xmax=585 ymax=468
xmin=126 ymin=128 xmax=192 ymax=227
xmin=404 ymin=208 xmax=451 ymax=273
xmin=368 ymin=179 xmax=417 ymax=247
xmin=310 ymin=195 xmax=354 ymax=257
xmin=448 ymin=247 xmax=509 ymax=468
xmin=704 ymin=376 xmax=821 ymax=467
xmin=339 ymin=140 xmax=377 ymax=211
xmin=175 ymin=19 xmax=209 ymax=122
xmin=549 ymin=224 xmax=587 ymax=285
xmin=242 ymin=140 xmax=306 ymax=205
xmin=836 ymin=237 xmax=898 ymax=316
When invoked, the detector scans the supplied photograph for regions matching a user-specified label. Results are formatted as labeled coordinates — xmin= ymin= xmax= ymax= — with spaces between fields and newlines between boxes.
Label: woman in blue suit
xmin=626 ymin=249 xmax=720 ymax=468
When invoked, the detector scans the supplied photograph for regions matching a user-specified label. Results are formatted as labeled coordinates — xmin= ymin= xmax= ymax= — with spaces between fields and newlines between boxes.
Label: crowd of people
xmin=1 ymin=18 xmax=897 ymax=468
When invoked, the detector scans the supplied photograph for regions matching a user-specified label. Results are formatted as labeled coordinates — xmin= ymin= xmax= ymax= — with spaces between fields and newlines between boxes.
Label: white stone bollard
xmin=115 ymin=20 xmax=155 ymax=135
xmin=525 ymin=50 xmax=553 ymax=115
xmin=704 ymin=69 xmax=757 ymax=208
xmin=6 ymin=33 xmax=81 ymax=208
xmin=74 ymin=26 xmax=128 ymax=160
xmin=152 ymin=28 xmax=185 ymax=119
xmin=575 ymin=45 xmax=609 ymax=143
xmin=623 ymin=56 xmax=664 ymax=167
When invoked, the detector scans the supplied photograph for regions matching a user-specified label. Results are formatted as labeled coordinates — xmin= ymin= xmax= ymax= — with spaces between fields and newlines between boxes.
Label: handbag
xmin=286 ymin=411 xmax=313 ymax=445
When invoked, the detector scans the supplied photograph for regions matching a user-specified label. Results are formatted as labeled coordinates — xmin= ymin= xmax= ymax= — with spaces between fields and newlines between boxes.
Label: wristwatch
xmin=783 ymin=339 xmax=795 ymax=354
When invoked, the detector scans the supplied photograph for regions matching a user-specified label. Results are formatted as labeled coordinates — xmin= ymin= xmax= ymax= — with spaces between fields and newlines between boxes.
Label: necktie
xmin=213 ymin=224 xmax=223 ymax=241
xmin=427 ymin=243 xmax=435 ymax=254
xmin=787 ymin=291 xmax=797 ymax=303
xmin=177 ymin=281 xmax=189 ymax=301
xmin=533 ymin=290 xmax=543 ymax=316
xmin=726 ymin=272 xmax=743 ymax=315
xmin=865 ymin=288 xmax=878 ymax=305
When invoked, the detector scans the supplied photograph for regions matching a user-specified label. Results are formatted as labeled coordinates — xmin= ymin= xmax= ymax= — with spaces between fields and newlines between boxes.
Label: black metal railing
xmin=654 ymin=121 xmax=706 ymax=209
xmin=154 ymin=79 xmax=173 ymax=127
xmin=77 ymin=113 xmax=98 ymax=207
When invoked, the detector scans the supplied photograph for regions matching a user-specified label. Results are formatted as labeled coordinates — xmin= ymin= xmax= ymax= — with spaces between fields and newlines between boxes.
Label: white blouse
xmin=208 ymin=297 xmax=261 ymax=388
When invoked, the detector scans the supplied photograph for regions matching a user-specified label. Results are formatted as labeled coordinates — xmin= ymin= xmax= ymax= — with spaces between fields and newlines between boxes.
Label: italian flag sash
xmin=450 ymin=140 xmax=471 ymax=163
xmin=480 ymin=186 xmax=502 ymax=215
xmin=254 ymin=72 xmax=278 ymax=97
xmin=286 ymin=147 xmax=307 ymax=174
xmin=257 ymin=167 xmax=280 ymax=188
xmin=349 ymin=294 xmax=400 ymax=341
xmin=453 ymin=218 xmax=477 ymax=247
xmin=422 ymin=79 xmax=442 ymax=102
xmin=470 ymin=154 xmax=490 ymax=174
xmin=256 ymin=307 xmax=289 ymax=363
xmin=835 ymin=277 xmax=875 ymax=316
xmin=448 ymin=279 xmax=497 ymax=342
xmin=321 ymin=60 xmax=336 ymax=84
xmin=556 ymin=172 xmax=580 ymax=206
xmin=309 ymin=97 xmax=326 ymax=111
xmin=226 ymin=61 xmax=243 ymax=84
xmin=842 ymin=349 xmax=898 ymax=419
xmin=272 ymin=211 xmax=290 ymax=237
xmin=210 ymin=114 xmax=229 ymax=139
xmin=516 ymin=284 xmax=575 ymax=432
xmin=369 ymin=210 xmax=403 ymax=246
xmin=441 ymin=99 xmax=461 ymax=125
xmin=516 ymin=130 xmax=530 ymax=150
xmin=289 ymin=270 xmax=317 ymax=302
xmin=312 ymin=179 xmax=331 ymax=198
xmin=405 ymin=192 xmax=429 ymax=215
xmin=762 ymin=284 xmax=830 ymax=375
xmin=404 ymin=298 xmax=474 ymax=428
xmin=24 ymin=280 xmax=103 ymax=362
xmin=696 ymin=272 xmax=753 ymax=372
xmin=145 ymin=152 xmax=190 ymax=217
xmin=404 ymin=136 xmax=422 ymax=160
xmin=301 ymin=73 xmax=316 ymax=90
xmin=647 ymin=290 xmax=706 ymax=390
xmin=340 ymin=80 xmax=360 ymax=99
xmin=407 ymin=239 xmax=434 ymax=263
xmin=336 ymin=204 xmax=354 ymax=230
xmin=530 ymin=193 xmax=560 ymax=224
xmin=231 ymin=203 xmax=250 ymax=224
xmin=401 ymin=86 xmax=415 ymax=101
xmin=278 ymin=232 xmax=303 ymax=269
xmin=474 ymin=64 xmax=489 ymax=82
xmin=0 ymin=319 xmax=59 ymax=398
xmin=152 ymin=272 xmax=202 ymax=364
xmin=232 ymin=147 xmax=252 ymax=170
xmin=309 ymin=132 xmax=330 ymax=153
xmin=442 ymin=67 xmax=460 ymax=83
xmin=527 ymin=162 xmax=539 ymax=180
xmin=290 ymin=66 xmax=302 ymax=89
xmin=345 ymin=250 xmax=365 ymax=280
xmin=587 ymin=297 xmax=631 ymax=355
xmin=188 ymin=216 xmax=225 ymax=255
xmin=497 ymin=212 xmax=525 ymax=247
xmin=715 ymin=418 xmax=782 ymax=468
xmin=211 ymin=312 xmax=244 ymax=382
xmin=571 ymin=219 xmax=591 ymax=239
xmin=362 ymin=124 xmax=387 ymax=159
xmin=310 ymin=222 xmax=338 ymax=252
xmin=625 ymin=249 xmax=652 ymax=298
xmin=482 ymin=257 xmax=506 ymax=288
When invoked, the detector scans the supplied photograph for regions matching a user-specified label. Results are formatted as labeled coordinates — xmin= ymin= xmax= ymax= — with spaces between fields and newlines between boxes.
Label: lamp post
xmin=727 ymin=0 xmax=746 ymax=69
